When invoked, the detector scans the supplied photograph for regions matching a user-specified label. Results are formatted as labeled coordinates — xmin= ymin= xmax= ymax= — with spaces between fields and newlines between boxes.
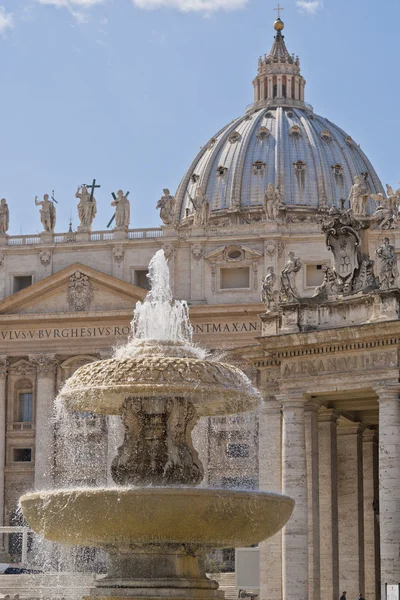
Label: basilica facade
xmin=0 ymin=15 xmax=398 ymax=600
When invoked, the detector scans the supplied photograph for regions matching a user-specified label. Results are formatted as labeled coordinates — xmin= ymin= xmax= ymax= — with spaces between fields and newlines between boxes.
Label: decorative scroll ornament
xmin=39 ymin=250 xmax=52 ymax=268
xmin=314 ymin=207 xmax=378 ymax=298
xmin=67 ymin=271 xmax=93 ymax=311
xmin=29 ymin=354 xmax=57 ymax=377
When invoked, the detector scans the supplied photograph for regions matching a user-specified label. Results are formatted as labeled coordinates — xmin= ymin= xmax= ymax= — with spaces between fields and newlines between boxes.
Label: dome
xmin=174 ymin=22 xmax=384 ymax=225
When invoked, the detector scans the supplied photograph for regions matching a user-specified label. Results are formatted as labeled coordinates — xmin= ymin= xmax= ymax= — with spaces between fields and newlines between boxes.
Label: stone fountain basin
xmin=58 ymin=356 xmax=260 ymax=417
xmin=20 ymin=487 xmax=294 ymax=548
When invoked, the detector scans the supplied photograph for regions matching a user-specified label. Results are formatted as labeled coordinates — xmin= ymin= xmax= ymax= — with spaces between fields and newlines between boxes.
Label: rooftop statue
xmin=35 ymin=194 xmax=56 ymax=233
xmin=371 ymin=184 xmax=400 ymax=230
xmin=188 ymin=186 xmax=209 ymax=227
xmin=279 ymin=252 xmax=302 ymax=303
xmin=157 ymin=189 xmax=176 ymax=226
xmin=111 ymin=189 xmax=130 ymax=229
xmin=264 ymin=184 xmax=280 ymax=221
xmin=348 ymin=175 xmax=369 ymax=216
xmin=261 ymin=266 xmax=278 ymax=312
xmin=313 ymin=207 xmax=378 ymax=298
xmin=376 ymin=237 xmax=399 ymax=290
xmin=0 ymin=199 xmax=9 ymax=235
xmin=76 ymin=185 xmax=97 ymax=230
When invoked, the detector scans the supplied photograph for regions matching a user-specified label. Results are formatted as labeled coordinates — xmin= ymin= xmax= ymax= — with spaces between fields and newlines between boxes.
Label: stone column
xmin=305 ymin=402 xmax=320 ymax=600
xmin=318 ymin=409 xmax=340 ymax=600
xmin=363 ymin=429 xmax=379 ymax=600
xmin=260 ymin=78 xmax=265 ymax=101
xmin=259 ymin=395 xmax=282 ymax=600
xmin=277 ymin=76 xmax=282 ymax=99
xmin=29 ymin=354 xmax=57 ymax=490
xmin=267 ymin=77 xmax=273 ymax=99
xmin=0 ymin=357 xmax=8 ymax=555
xmin=294 ymin=77 xmax=300 ymax=100
xmin=280 ymin=392 xmax=308 ymax=600
xmin=287 ymin=76 xmax=292 ymax=100
xmin=337 ymin=423 xmax=365 ymax=598
xmin=376 ymin=385 xmax=400 ymax=597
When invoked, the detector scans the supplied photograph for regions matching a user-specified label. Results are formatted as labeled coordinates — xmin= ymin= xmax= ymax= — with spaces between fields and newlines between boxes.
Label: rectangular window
xmin=13 ymin=448 xmax=32 ymax=462
xmin=220 ymin=267 xmax=250 ymax=290
xmin=133 ymin=270 xmax=150 ymax=290
xmin=306 ymin=264 xmax=324 ymax=288
xmin=18 ymin=392 xmax=33 ymax=423
xmin=226 ymin=443 xmax=250 ymax=458
xmin=13 ymin=275 xmax=33 ymax=294
xmin=221 ymin=476 xmax=257 ymax=490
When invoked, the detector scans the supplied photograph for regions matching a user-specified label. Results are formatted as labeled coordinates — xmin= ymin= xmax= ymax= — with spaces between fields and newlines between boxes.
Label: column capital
xmin=277 ymin=389 xmax=306 ymax=406
xmin=304 ymin=399 xmax=321 ymax=413
xmin=337 ymin=421 xmax=366 ymax=436
xmin=362 ymin=428 xmax=377 ymax=443
xmin=374 ymin=384 xmax=400 ymax=403
xmin=29 ymin=354 xmax=58 ymax=378
xmin=261 ymin=394 xmax=281 ymax=415
xmin=0 ymin=356 xmax=9 ymax=379
xmin=318 ymin=408 xmax=340 ymax=424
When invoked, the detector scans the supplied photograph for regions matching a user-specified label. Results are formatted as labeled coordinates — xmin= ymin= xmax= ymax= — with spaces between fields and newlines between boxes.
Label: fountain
xmin=20 ymin=250 xmax=294 ymax=599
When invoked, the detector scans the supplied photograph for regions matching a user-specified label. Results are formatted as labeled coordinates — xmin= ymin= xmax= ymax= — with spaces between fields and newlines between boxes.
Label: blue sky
xmin=0 ymin=0 xmax=398 ymax=234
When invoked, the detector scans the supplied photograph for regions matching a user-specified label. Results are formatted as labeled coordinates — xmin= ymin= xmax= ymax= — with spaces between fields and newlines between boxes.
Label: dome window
xmin=294 ymin=160 xmax=306 ymax=172
xmin=345 ymin=136 xmax=353 ymax=146
xmin=253 ymin=161 xmax=266 ymax=175
xmin=289 ymin=125 xmax=302 ymax=138
xmin=321 ymin=129 xmax=332 ymax=142
xmin=217 ymin=166 xmax=228 ymax=178
xmin=265 ymin=112 xmax=274 ymax=118
xmin=293 ymin=160 xmax=306 ymax=189
xmin=332 ymin=164 xmax=343 ymax=176
xmin=256 ymin=127 xmax=270 ymax=140
xmin=208 ymin=137 xmax=217 ymax=148
xmin=191 ymin=174 xmax=200 ymax=184
xmin=287 ymin=111 xmax=294 ymax=118
xmin=228 ymin=131 xmax=241 ymax=144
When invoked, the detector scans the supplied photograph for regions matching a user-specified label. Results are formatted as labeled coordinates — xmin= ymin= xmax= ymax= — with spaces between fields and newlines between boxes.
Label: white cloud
xmin=0 ymin=6 xmax=14 ymax=34
xmin=37 ymin=0 xmax=105 ymax=21
xmin=296 ymin=0 xmax=322 ymax=14
xmin=132 ymin=0 xmax=246 ymax=13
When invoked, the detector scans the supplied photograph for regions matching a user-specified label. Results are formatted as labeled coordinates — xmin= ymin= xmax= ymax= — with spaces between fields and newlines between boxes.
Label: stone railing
xmin=5 ymin=228 xmax=164 ymax=246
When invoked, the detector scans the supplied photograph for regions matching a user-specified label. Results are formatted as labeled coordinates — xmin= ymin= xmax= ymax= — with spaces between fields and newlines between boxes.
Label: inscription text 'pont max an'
xmin=282 ymin=350 xmax=398 ymax=377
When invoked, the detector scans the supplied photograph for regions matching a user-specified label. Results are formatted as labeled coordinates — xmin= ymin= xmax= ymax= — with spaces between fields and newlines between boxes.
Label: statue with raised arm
xmin=157 ymin=189 xmax=176 ymax=225
xmin=76 ymin=185 xmax=97 ymax=229
xmin=376 ymin=237 xmax=399 ymax=290
xmin=35 ymin=194 xmax=56 ymax=232
xmin=188 ymin=186 xmax=209 ymax=227
xmin=348 ymin=175 xmax=369 ymax=216
xmin=112 ymin=190 xmax=130 ymax=229
xmin=0 ymin=199 xmax=9 ymax=235
xmin=279 ymin=252 xmax=302 ymax=303
xmin=261 ymin=266 xmax=278 ymax=312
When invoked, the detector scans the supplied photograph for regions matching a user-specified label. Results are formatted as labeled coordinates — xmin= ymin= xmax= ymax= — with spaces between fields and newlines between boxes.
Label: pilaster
xmin=304 ymin=401 xmax=320 ymax=600
xmin=318 ymin=409 xmax=340 ymax=600
xmin=0 ymin=356 xmax=8 ymax=555
xmin=29 ymin=354 xmax=58 ymax=490
xmin=337 ymin=422 xmax=366 ymax=599
xmin=363 ymin=429 xmax=379 ymax=600
xmin=279 ymin=391 xmax=308 ymax=600
xmin=375 ymin=385 xmax=400 ymax=597
xmin=259 ymin=395 xmax=282 ymax=600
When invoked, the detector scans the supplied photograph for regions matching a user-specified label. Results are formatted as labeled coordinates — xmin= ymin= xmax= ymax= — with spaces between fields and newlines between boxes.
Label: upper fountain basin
xmin=20 ymin=487 xmax=294 ymax=548
xmin=58 ymin=341 xmax=259 ymax=416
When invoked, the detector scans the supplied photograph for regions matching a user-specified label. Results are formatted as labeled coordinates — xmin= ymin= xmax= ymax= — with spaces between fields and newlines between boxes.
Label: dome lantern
xmin=252 ymin=14 xmax=306 ymax=110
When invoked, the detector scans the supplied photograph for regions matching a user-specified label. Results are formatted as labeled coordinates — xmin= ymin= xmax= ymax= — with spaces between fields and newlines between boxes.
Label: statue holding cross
xmin=76 ymin=179 xmax=99 ymax=231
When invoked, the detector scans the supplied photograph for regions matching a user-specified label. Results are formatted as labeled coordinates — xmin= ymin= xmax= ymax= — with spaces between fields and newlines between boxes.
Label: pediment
xmin=205 ymin=244 xmax=263 ymax=263
xmin=0 ymin=263 xmax=147 ymax=315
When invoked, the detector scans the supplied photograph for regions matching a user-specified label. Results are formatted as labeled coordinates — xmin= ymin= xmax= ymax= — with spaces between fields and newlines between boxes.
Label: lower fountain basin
xmin=20 ymin=487 xmax=294 ymax=548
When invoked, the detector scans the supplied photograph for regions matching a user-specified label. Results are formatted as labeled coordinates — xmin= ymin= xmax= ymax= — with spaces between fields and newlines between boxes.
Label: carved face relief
xmin=113 ymin=246 xmax=125 ymax=264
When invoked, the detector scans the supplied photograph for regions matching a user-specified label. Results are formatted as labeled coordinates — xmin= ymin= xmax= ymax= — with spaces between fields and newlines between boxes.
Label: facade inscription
xmin=282 ymin=350 xmax=398 ymax=377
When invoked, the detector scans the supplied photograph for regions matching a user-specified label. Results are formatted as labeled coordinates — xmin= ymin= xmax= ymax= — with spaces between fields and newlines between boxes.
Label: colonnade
xmin=253 ymin=75 xmax=305 ymax=103
xmin=260 ymin=387 xmax=400 ymax=600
